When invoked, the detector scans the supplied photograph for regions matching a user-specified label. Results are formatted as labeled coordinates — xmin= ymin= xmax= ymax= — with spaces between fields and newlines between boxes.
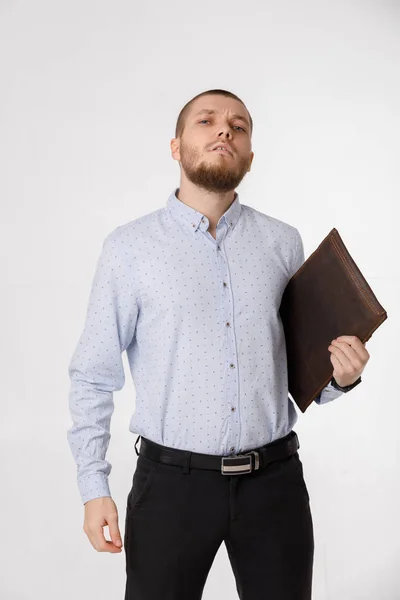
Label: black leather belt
xmin=134 ymin=430 xmax=300 ymax=475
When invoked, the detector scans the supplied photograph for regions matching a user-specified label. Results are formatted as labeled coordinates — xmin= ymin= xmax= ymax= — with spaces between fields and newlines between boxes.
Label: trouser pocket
xmin=126 ymin=454 xmax=158 ymax=518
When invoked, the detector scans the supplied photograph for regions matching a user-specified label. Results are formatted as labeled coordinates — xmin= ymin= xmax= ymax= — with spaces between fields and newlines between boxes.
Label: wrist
xmin=331 ymin=375 xmax=362 ymax=392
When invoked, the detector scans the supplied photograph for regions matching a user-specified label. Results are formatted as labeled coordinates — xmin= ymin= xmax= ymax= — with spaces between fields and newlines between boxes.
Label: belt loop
xmin=182 ymin=451 xmax=192 ymax=474
xmin=134 ymin=435 xmax=141 ymax=456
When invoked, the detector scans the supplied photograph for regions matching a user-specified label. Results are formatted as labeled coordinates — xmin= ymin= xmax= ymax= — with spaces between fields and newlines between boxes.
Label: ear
xmin=248 ymin=151 xmax=254 ymax=172
xmin=170 ymin=138 xmax=181 ymax=162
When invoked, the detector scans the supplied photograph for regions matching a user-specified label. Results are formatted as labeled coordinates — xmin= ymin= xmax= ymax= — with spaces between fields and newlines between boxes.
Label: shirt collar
xmin=166 ymin=187 xmax=242 ymax=234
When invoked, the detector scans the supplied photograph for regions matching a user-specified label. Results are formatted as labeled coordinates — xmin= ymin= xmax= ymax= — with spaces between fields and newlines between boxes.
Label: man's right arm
xmin=66 ymin=227 xmax=139 ymax=505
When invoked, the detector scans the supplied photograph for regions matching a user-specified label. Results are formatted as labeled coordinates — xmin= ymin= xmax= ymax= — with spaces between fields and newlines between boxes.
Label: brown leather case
xmin=279 ymin=228 xmax=388 ymax=413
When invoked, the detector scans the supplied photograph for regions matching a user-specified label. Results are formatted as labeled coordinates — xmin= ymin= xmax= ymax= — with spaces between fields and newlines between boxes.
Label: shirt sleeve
xmin=291 ymin=229 xmax=345 ymax=406
xmin=314 ymin=380 xmax=344 ymax=404
xmin=67 ymin=227 xmax=139 ymax=505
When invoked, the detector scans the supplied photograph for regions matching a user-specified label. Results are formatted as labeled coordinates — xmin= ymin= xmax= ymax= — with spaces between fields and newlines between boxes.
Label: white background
xmin=1 ymin=1 xmax=398 ymax=598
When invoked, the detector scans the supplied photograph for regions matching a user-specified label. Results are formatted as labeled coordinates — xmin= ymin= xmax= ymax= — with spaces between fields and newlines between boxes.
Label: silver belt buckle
xmin=221 ymin=450 xmax=260 ymax=475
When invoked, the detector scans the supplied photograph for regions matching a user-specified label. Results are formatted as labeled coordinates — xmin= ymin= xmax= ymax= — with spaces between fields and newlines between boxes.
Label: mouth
xmin=210 ymin=147 xmax=233 ymax=156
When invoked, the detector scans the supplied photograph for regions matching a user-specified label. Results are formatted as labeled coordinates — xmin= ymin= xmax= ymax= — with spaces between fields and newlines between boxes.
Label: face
xmin=171 ymin=95 xmax=254 ymax=193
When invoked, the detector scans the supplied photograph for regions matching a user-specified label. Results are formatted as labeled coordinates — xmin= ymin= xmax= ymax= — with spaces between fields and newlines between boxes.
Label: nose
xmin=218 ymin=131 xmax=232 ymax=139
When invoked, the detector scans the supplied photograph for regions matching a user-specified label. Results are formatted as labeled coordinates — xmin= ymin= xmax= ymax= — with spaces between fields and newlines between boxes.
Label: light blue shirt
xmin=67 ymin=187 xmax=344 ymax=504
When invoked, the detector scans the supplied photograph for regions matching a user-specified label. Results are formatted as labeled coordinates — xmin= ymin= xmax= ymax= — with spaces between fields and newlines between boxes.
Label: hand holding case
xmin=279 ymin=228 xmax=388 ymax=413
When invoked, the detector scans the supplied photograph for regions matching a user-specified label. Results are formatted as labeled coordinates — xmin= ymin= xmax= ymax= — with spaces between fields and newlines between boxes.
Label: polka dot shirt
xmin=67 ymin=187 xmax=343 ymax=504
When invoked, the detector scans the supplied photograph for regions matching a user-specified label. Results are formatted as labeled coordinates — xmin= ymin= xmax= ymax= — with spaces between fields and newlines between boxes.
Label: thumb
xmin=108 ymin=514 xmax=123 ymax=548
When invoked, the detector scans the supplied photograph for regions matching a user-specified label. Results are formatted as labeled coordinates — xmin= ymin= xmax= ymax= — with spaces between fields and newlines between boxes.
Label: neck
xmin=176 ymin=181 xmax=236 ymax=231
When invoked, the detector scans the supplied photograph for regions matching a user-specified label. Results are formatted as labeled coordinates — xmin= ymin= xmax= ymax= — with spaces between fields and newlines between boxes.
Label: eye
xmin=198 ymin=120 xmax=246 ymax=132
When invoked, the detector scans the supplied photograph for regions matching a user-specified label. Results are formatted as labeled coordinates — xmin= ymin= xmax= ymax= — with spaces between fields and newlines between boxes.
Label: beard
xmin=179 ymin=140 xmax=250 ymax=193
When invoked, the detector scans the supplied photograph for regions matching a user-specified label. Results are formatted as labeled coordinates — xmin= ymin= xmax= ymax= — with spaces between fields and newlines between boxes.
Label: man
xmin=67 ymin=88 xmax=369 ymax=600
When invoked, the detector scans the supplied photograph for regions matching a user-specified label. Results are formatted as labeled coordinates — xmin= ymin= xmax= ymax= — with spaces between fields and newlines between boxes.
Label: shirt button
xmin=230 ymin=447 xmax=235 ymax=452
xmin=231 ymin=407 xmax=236 ymax=412
xmin=192 ymin=223 xmax=195 ymax=227
xmin=226 ymin=322 xmax=231 ymax=327
xmin=217 ymin=245 xmax=220 ymax=250
xmin=229 ymin=363 xmax=235 ymax=368
xmin=223 ymin=282 xmax=228 ymax=287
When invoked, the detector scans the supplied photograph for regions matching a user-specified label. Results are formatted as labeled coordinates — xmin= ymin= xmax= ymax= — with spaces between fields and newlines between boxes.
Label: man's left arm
xmin=289 ymin=230 xmax=370 ymax=406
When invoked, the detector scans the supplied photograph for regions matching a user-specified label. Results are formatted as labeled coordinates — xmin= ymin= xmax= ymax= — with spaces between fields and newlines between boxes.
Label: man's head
xmin=170 ymin=89 xmax=254 ymax=193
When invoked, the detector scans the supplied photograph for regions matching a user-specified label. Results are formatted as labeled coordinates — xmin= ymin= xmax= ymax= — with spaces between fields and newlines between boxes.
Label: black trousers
xmin=124 ymin=433 xmax=314 ymax=600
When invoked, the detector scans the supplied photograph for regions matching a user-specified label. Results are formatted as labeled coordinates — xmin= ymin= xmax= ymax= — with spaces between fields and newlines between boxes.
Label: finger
xmin=104 ymin=540 xmax=123 ymax=553
xmin=334 ymin=336 xmax=369 ymax=359
xmin=329 ymin=351 xmax=342 ymax=372
xmin=86 ymin=524 xmax=107 ymax=551
xmin=88 ymin=525 xmax=122 ymax=553
xmin=330 ymin=341 xmax=363 ymax=370
xmin=328 ymin=345 xmax=351 ymax=369
xmin=107 ymin=514 xmax=123 ymax=549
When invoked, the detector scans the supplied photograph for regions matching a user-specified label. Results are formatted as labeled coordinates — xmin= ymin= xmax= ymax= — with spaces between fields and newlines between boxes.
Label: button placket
xmin=216 ymin=228 xmax=239 ymax=455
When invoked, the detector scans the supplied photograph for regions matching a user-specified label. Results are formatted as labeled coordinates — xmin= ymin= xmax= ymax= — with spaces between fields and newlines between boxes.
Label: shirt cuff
xmin=314 ymin=380 xmax=345 ymax=405
xmin=79 ymin=473 xmax=111 ymax=505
